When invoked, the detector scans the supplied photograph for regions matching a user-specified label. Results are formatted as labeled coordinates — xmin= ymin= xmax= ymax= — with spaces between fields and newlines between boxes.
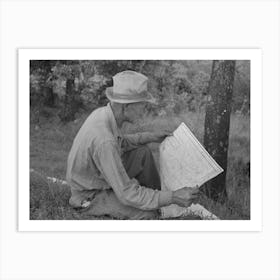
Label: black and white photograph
xmin=2 ymin=1 xmax=280 ymax=279
xmin=28 ymin=58 xmax=251 ymax=221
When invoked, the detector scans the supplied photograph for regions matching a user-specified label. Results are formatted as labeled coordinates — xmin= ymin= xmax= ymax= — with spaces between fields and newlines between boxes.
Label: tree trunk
xmin=43 ymin=86 xmax=55 ymax=107
xmin=203 ymin=60 xmax=236 ymax=202
xmin=59 ymin=78 xmax=77 ymax=122
xmin=43 ymin=63 xmax=55 ymax=107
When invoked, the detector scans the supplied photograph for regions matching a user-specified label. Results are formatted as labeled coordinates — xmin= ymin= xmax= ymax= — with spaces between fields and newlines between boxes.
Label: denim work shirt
xmin=66 ymin=103 xmax=172 ymax=210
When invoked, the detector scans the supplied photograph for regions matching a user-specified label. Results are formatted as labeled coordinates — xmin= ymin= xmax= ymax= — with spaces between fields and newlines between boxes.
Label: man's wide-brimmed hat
xmin=105 ymin=70 xmax=157 ymax=104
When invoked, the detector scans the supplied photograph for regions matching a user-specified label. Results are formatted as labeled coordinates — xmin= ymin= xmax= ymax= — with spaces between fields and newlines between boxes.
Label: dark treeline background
xmin=30 ymin=60 xmax=250 ymax=123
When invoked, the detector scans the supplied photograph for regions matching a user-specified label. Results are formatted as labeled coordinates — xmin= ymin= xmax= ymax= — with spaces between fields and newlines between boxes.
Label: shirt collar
xmin=106 ymin=102 xmax=122 ymax=139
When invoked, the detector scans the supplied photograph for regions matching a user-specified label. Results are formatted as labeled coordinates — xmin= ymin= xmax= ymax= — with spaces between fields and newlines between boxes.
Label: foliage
xmin=30 ymin=60 xmax=250 ymax=124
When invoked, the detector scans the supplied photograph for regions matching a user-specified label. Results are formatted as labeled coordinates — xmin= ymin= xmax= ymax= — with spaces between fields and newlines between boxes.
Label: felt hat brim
xmin=105 ymin=87 xmax=157 ymax=104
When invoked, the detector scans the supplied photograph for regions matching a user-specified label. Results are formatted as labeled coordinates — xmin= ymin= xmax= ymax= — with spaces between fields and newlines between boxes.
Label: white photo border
xmin=19 ymin=48 xmax=262 ymax=232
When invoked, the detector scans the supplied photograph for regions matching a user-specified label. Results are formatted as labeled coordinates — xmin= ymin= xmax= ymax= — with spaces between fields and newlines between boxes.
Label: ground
xmin=30 ymin=108 xmax=250 ymax=220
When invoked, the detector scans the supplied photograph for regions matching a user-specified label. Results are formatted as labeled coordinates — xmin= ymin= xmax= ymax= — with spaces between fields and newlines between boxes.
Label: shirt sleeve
xmin=93 ymin=140 xmax=172 ymax=210
xmin=121 ymin=132 xmax=156 ymax=152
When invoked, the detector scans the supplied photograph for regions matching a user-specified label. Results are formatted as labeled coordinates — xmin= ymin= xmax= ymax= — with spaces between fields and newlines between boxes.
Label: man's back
xmin=66 ymin=104 xmax=119 ymax=206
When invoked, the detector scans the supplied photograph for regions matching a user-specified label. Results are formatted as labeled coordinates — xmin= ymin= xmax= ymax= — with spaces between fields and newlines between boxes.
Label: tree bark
xmin=59 ymin=78 xmax=77 ymax=122
xmin=42 ymin=62 xmax=55 ymax=107
xmin=43 ymin=85 xmax=55 ymax=107
xmin=203 ymin=60 xmax=236 ymax=202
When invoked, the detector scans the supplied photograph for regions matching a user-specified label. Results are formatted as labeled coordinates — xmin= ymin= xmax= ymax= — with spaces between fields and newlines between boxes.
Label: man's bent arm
xmin=121 ymin=132 xmax=156 ymax=151
xmin=93 ymin=140 xmax=172 ymax=210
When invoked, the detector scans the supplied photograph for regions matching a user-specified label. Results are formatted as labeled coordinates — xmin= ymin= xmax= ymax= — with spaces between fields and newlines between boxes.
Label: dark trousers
xmin=81 ymin=145 xmax=161 ymax=219
xmin=122 ymin=145 xmax=161 ymax=190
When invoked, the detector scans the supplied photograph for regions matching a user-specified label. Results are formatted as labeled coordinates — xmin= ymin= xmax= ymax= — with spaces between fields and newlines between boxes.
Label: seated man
xmin=66 ymin=70 xmax=199 ymax=219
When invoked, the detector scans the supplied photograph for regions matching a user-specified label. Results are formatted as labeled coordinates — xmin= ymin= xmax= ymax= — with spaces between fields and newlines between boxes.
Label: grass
xmin=30 ymin=108 xmax=250 ymax=220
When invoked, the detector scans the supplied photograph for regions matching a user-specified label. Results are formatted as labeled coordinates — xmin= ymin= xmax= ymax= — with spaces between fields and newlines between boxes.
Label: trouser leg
xmin=122 ymin=145 xmax=161 ymax=190
xmin=80 ymin=189 xmax=158 ymax=220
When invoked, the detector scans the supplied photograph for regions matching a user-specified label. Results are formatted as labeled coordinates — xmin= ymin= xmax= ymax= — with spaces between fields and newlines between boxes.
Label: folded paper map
xmin=159 ymin=122 xmax=223 ymax=219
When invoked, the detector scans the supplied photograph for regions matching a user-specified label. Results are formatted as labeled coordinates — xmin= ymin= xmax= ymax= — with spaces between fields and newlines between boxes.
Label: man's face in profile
xmin=123 ymin=102 xmax=148 ymax=125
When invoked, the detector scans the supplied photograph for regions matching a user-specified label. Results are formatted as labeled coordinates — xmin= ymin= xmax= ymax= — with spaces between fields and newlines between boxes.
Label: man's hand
xmin=152 ymin=130 xmax=173 ymax=143
xmin=171 ymin=186 xmax=200 ymax=208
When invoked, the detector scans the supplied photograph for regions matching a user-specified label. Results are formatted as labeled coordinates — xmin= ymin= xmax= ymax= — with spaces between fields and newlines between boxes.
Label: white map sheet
xmin=159 ymin=122 xmax=223 ymax=219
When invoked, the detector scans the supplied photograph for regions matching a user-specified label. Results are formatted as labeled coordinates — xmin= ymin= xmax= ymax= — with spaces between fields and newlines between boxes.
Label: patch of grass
xmin=30 ymin=171 xmax=116 ymax=220
xmin=30 ymin=109 xmax=250 ymax=220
